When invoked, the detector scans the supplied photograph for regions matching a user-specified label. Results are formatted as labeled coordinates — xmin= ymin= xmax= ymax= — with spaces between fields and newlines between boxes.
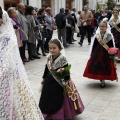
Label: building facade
xmin=83 ymin=0 xmax=97 ymax=10
xmin=28 ymin=0 xmax=83 ymax=15
xmin=115 ymin=0 xmax=120 ymax=9
xmin=0 ymin=0 xmax=97 ymax=16
xmin=96 ymin=0 xmax=107 ymax=9
xmin=1 ymin=0 xmax=83 ymax=16
xmin=89 ymin=0 xmax=97 ymax=10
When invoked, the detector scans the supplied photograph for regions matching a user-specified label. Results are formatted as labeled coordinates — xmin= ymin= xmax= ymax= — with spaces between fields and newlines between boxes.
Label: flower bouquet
xmin=108 ymin=47 xmax=118 ymax=55
xmin=50 ymin=64 xmax=71 ymax=94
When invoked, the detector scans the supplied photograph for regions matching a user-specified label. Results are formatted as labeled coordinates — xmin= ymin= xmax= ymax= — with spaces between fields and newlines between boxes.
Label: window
xmin=42 ymin=0 xmax=48 ymax=4
xmin=42 ymin=0 xmax=51 ymax=8
xmin=66 ymin=0 xmax=71 ymax=9
xmin=4 ymin=0 xmax=19 ymax=10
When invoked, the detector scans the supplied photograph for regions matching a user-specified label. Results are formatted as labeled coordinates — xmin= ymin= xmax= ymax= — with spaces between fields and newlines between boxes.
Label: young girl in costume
xmin=39 ymin=39 xmax=84 ymax=120
xmin=109 ymin=9 xmax=120 ymax=62
xmin=83 ymin=19 xmax=118 ymax=87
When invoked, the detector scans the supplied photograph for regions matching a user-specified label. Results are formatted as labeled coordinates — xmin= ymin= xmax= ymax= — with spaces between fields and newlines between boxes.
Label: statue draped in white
xmin=0 ymin=10 xmax=44 ymax=120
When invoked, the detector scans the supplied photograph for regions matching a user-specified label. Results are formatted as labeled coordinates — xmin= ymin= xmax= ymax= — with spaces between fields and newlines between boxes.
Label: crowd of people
xmin=0 ymin=2 xmax=120 ymax=120
xmin=3 ymin=3 xmax=120 ymax=64
xmin=6 ymin=3 xmax=80 ymax=65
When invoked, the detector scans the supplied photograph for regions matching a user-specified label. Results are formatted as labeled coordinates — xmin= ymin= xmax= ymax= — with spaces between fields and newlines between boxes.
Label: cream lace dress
xmin=0 ymin=10 xmax=44 ymax=120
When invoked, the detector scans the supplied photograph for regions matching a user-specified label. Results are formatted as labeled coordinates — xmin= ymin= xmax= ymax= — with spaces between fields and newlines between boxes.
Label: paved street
xmin=25 ymin=31 xmax=120 ymax=120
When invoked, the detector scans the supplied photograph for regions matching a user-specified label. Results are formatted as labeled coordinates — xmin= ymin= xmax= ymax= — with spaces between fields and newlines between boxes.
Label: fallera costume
xmin=109 ymin=17 xmax=120 ymax=62
xmin=0 ymin=10 xmax=44 ymax=120
xmin=83 ymin=31 xmax=118 ymax=82
xmin=39 ymin=53 xmax=84 ymax=120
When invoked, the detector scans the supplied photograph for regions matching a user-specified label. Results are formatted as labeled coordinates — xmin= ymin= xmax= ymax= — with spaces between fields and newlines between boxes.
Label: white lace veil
xmin=109 ymin=12 xmax=120 ymax=26
xmin=0 ymin=10 xmax=44 ymax=120
xmin=109 ymin=9 xmax=120 ymax=21
xmin=88 ymin=18 xmax=115 ymax=58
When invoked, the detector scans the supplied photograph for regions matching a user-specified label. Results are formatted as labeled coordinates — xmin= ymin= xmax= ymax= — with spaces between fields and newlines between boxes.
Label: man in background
xmin=55 ymin=8 xmax=69 ymax=47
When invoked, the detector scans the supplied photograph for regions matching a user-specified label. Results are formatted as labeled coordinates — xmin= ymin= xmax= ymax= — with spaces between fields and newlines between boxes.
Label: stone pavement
xmin=25 ymin=31 xmax=120 ymax=120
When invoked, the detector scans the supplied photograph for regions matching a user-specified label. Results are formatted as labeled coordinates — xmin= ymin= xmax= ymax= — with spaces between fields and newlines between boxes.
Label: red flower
xmin=108 ymin=47 xmax=118 ymax=55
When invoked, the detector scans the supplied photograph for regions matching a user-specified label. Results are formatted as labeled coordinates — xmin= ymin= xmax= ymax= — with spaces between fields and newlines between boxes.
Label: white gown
xmin=0 ymin=10 xmax=44 ymax=120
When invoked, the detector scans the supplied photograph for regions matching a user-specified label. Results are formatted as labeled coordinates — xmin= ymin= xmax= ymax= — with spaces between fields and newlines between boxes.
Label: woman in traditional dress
xmin=39 ymin=39 xmax=84 ymax=120
xmin=109 ymin=9 xmax=120 ymax=62
xmin=0 ymin=8 xmax=44 ymax=120
xmin=83 ymin=19 xmax=118 ymax=87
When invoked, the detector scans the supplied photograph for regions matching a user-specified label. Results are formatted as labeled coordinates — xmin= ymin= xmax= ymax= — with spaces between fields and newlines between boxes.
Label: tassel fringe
xmin=74 ymin=102 xmax=77 ymax=110
xmin=78 ymin=100 xmax=81 ymax=108
xmin=74 ymin=100 xmax=81 ymax=110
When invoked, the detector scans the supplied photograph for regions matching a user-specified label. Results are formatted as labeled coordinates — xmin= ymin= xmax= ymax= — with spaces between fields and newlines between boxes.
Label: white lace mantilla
xmin=96 ymin=32 xmax=112 ymax=44
xmin=47 ymin=54 xmax=68 ymax=70
xmin=0 ymin=10 xmax=44 ymax=120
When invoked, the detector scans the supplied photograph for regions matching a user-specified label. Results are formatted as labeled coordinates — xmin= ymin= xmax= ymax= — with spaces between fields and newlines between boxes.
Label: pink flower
xmin=108 ymin=47 xmax=118 ymax=55
xmin=61 ymin=68 xmax=65 ymax=70
xmin=57 ymin=68 xmax=65 ymax=72
xmin=57 ymin=69 xmax=60 ymax=72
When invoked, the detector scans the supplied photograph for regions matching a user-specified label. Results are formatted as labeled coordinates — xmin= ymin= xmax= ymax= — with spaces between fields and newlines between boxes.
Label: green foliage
xmin=96 ymin=3 xmax=100 ymax=10
xmin=50 ymin=65 xmax=71 ymax=95
xmin=60 ymin=64 xmax=71 ymax=77
xmin=96 ymin=3 xmax=103 ymax=10
xmin=51 ymin=64 xmax=71 ymax=86
xmin=106 ymin=0 xmax=116 ymax=10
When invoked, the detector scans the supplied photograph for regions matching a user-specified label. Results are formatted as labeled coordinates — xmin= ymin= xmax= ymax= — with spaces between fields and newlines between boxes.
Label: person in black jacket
xmin=55 ymin=8 xmax=69 ymax=47
xmin=71 ymin=8 xmax=77 ymax=24
xmin=36 ymin=8 xmax=48 ymax=56
xmin=0 ymin=7 xmax=3 ymax=26
xmin=65 ymin=8 xmax=75 ymax=44
xmin=0 ymin=6 xmax=3 ymax=19
xmin=98 ymin=10 xmax=109 ymax=24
